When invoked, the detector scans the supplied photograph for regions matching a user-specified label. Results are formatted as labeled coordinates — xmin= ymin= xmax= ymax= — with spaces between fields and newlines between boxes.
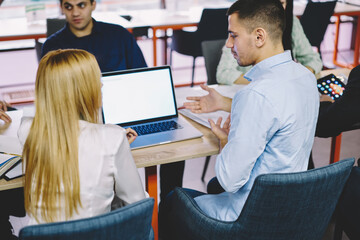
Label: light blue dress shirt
xmin=195 ymin=51 xmax=319 ymax=221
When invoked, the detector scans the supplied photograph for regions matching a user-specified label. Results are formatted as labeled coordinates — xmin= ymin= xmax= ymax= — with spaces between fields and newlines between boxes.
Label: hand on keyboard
xmin=126 ymin=128 xmax=138 ymax=144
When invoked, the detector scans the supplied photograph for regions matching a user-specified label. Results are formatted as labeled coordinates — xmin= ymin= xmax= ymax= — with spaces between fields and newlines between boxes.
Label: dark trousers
xmin=0 ymin=187 xmax=25 ymax=239
xmin=158 ymin=188 xmax=205 ymax=240
xmin=159 ymin=161 xmax=185 ymax=203
xmin=308 ymin=151 xmax=315 ymax=170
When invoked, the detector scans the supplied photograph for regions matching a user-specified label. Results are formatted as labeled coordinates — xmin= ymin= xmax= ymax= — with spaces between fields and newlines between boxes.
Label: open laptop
xmin=101 ymin=66 xmax=203 ymax=149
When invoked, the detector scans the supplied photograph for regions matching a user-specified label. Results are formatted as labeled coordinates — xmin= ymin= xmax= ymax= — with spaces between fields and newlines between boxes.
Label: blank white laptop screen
xmin=102 ymin=67 xmax=177 ymax=126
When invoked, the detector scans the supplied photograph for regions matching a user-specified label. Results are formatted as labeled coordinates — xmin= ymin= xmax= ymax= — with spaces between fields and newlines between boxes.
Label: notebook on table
xmin=101 ymin=66 xmax=203 ymax=149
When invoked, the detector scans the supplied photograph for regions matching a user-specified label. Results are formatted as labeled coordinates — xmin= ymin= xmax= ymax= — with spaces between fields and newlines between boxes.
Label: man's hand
xmin=329 ymin=83 xmax=344 ymax=95
xmin=0 ymin=110 xmax=11 ymax=123
xmin=125 ymin=128 xmax=138 ymax=144
xmin=305 ymin=66 xmax=315 ymax=74
xmin=320 ymin=94 xmax=334 ymax=103
xmin=183 ymin=84 xmax=232 ymax=113
xmin=233 ymin=74 xmax=250 ymax=85
xmin=208 ymin=115 xmax=231 ymax=151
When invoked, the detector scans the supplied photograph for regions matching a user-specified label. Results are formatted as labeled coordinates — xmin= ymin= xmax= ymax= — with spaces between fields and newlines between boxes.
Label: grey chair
xmin=201 ymin=39 xmax=226 ymax=85
xmin=46 ymin=18 xmax=67 ymax=38
xmin=35 ymin=18 xmax=67 ymax=62
xmin=19 ymin=198 xmax=154 ymax=240
xmin=170 ymin=158 xmax=354 ymax=240
xmin=170 ymin=8 xmax=228 ymax=87
xmin=200 ymin=39 xmax=226 ymax=181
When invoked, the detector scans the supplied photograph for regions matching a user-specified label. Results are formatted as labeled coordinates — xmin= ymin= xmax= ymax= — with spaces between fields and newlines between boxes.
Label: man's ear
xmin=92 ymin=0 xmax=97 ymax=11
xmin=254 ymin=28 xmax=266 ymax=47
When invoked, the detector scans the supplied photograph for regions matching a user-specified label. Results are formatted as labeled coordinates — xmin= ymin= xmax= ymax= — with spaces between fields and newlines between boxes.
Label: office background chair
xmin=169 ymin=158 xmax=354 ymax=240
xmin=201 ymin=39 xmax=226 ymax=85
xmin=35 ymin=18 xmax=67 ymax=62
xmin=170 ymin=8 xmax=228 ymax=87
xmin=19 ymin=198 xmax=154 ymax=240
xmin=300 ymin=0 xmax=337 ymax=58
xmin=334 ymin=164 xmax=360 ymax=240
xmin=200 ymin=39 xmax=226 ymax=182
xmin=46 ymin=18 xmax=67 ymax=38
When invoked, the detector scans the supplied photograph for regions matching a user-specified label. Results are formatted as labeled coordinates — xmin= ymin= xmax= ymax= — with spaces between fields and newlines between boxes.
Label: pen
xmin=178 ymin=106 xmax=185 ymax=110
xmin=0 ymin=151 xmax=21 ymax=157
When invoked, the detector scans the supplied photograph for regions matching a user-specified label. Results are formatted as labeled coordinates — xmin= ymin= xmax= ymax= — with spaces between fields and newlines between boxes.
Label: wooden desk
xmin=110 ymin=9 xmax=202 ymax=66
xmin=0 ymin=17 xmax=46 ymax=41
xmin=0 ymin=114 xmax=219 ymax=240
xmin=332 ymin=8 xmax=360 ymax=68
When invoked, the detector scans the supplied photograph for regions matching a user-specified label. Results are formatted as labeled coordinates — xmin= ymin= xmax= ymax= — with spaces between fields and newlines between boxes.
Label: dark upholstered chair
xmin=46 ymin=18 xmax=67 ymax=38
xmin=170 ymin=8 xmax=228 ymax=87
xmin=201 ymin=39 xmax=226 ymax=85
xmin=35 ymin=18 xmax=67 ymax=62
xmin=300 ymin=0 xmax=337 ymax=57
xmin=169 ymin=158 xmax=354 ymax=240
xmin=334 ymin=165 xmax=360 ymax=240
xmin=200 ymin=39 xmax=226 ymax=181
xmin=19 ymin=198 xmax=154 ymax=240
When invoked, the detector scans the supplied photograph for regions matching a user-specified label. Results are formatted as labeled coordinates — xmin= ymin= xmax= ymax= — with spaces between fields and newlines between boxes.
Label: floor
xmin=1 ymin=19 xmax=359 ymax=239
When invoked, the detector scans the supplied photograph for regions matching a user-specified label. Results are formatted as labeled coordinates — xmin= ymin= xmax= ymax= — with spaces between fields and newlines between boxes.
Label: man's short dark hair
xmin=60 ymin=0 xmax=95 ymax=4
xmin=227 ymin=0 xmax=285 ymax=42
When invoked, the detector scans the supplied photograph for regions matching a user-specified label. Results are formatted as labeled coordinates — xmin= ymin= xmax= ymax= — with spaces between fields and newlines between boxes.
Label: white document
xmin=175 ymin=84 xmax=245 ymax=128
xmin=4 ymin=161 xmax=23 ymax=179
xmin=0 ymin=110 xmax=23 ymax=137
xmin=0 ymin=136 xmax=22 ymax=155
xmin=0 ymin=110 xmax=24 ymax=155
xmin=0 ymin=153 xmax=15 ymax=166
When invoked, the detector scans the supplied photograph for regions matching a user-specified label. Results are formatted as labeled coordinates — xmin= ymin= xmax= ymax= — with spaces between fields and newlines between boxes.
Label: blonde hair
xmin=23 ymin=49 xmax=102 ymax=223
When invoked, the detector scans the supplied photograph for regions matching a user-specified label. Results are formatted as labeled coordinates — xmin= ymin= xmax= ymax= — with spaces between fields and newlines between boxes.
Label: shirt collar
xmin=244 ymin=50 xmax=292 ymax=82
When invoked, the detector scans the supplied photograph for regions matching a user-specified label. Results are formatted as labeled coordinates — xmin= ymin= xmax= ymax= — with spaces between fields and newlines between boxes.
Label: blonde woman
xmin=18 ymin=49 xmax=146 ymax=224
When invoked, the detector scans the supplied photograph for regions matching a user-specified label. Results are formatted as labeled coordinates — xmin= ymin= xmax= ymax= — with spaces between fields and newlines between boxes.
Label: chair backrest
xmin=197 ymin=8 xmax=228 ymax=41
xmin=171 ymin=158 xmax=354 ymax=240
xmin=300 ymin=0 xmax=337 ymax=49
xmin=201 ymin=39 xmax=226 ymax=85
xmin=236 ymin=158 xmax=354 ymax=240
xmin=19 ymin=198 xmax=154 ymax=240
xmin=34 ymin=39 xmax=43 ymax=62
xmin=46 ymin=18 xmax=67 ymax=37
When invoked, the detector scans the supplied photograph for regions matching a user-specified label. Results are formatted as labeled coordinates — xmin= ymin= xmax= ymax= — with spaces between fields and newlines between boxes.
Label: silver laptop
xmin=101 ymin=66 xmax=203 ymax=149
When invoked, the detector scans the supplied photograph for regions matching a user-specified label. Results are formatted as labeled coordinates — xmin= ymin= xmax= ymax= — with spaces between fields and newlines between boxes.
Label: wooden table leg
xmin=152 ymin=28 xmax=158 ymax=66
xmin=333 ymin=15 xmax=360 ymax=68
xmin=332 ymin=16 xmax=341 ymax=67
xmin=330 ymin=133 xmax=342 ymax=164
xmin=163 ymin=34 xmax=168 ymax=65
xmin=145 ymin=166 xmax=158 ymax=240
xmin=352 ymin=15 xmax=360 ymax=67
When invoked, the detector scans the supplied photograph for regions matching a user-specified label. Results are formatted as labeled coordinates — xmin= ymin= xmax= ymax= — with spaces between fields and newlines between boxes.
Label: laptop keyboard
xmin=132 ymin=121 xmax=183 ymax=136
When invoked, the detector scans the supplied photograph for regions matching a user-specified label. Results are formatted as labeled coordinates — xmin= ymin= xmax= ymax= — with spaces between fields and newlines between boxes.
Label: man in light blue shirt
xmin=159 ymin=0 xmax=319 ymax=231
xmin=193 ymin=49 xmax=319 ymax=220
